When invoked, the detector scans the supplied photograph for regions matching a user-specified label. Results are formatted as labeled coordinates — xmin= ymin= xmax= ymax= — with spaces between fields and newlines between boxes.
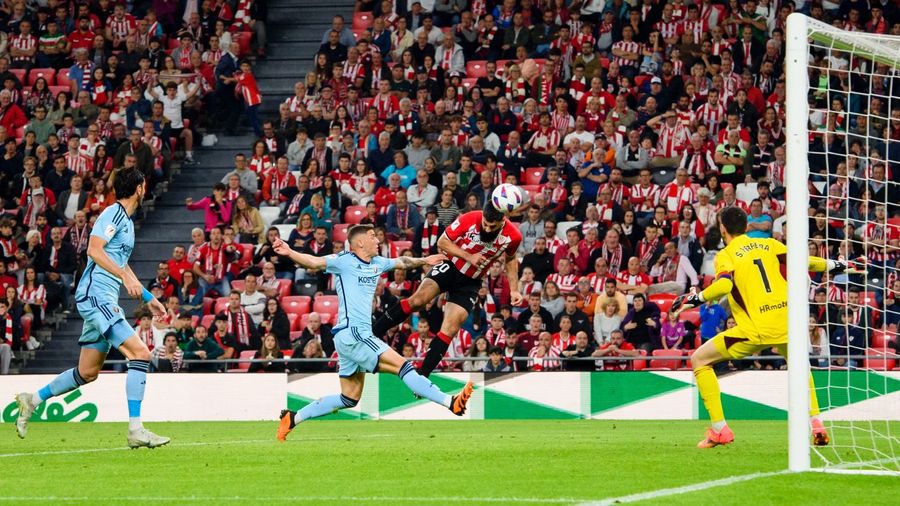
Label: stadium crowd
xmin=2 ymin=0 xmax=900 ymax=374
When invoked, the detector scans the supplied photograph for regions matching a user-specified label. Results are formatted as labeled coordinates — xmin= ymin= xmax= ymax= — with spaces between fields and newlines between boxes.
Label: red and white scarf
xmin=638 ymin=238 xmax=658 ymax=268
xmin=480 ymin=26 xmax=497 ymax=48
xmin=539 ymin=77 xmax=554 ymax=106
xmin=505 ymin=78 xmax=527 ymax=102
xmin=270 ymin=171 xmax=291 ymax=198
xmin=420 ymin=221 xmax=439 ymax=253
xmin=470 ymin=0 xmax=486 ymax=20
xmin=441 ymin=46 xmax=455 ymax=71
xmin=661 ymin=254 xmax=680 ymax=283
xmin=397 ymin=113 xmax=414 ymax=137
xmin=4 ymin=313 xmax=12 ymax=345
xmin=227 ymin=309 xmax=251 ymax=346
xmin=602 ymin=244 xmax=624 ymax=275
xmin=139 ymin=326 xmax=154 ymax=349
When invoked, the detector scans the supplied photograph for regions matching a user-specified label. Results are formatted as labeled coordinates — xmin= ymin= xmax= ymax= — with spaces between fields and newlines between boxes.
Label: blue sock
xmin=126 ymin=360 xmax=150 ymax=430
xmin=36 ymin=368 xmax=86 ymax=403
xmin=298 ymin=393 xmax=357 ymax=422
xmin=399 ymin=362 xmax=451 ymax=408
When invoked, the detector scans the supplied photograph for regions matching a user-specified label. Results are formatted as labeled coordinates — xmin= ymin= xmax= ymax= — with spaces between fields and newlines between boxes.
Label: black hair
xmin=213 ymin=182 xmax=226 ymax=192
xmin=489 ymin=346 xmax=503 ymax=355
xmin=482 ymin=200 xmax=504 ymax=223
xmin=719 ymin=206 xmax=748 ymax=236
xmin=348 ymin=223 xmax=374 ymax=242
xmin=113 ymin=168 xmax=145 ymax=200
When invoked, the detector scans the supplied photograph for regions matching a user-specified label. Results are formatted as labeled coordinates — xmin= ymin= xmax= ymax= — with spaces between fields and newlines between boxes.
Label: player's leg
xmin=15 ymin=316 xmax=107 ymax=439
xmin=418 ymin=300 xmax=469 ymax=376
xmin=372 ymin=277 xmax=442 ymax=336
xmin=691 ymin=328 xmax=757 ymax=448
xmin=277 ymin=365 xmax=366 ymax=440
xmin=773 ymin=343 xmax=829 ymax=445
xmin=378 ymin=346 xmax=473 ymax=416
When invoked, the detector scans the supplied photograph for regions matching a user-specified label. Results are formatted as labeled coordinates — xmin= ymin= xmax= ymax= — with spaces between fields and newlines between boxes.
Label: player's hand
xmin=670 ymin=292 xmax=702 ymax=315
xmin=468 ymin=253 xmax=487 ymax=269
xmin=148 ymin=298 xmax=166 ymax=318
xmin=510 ymin=290 xmax=523 ymax=306
xmin=272 ymin=238 xmax=291 ymax=257
xmin=123 ymin=273 xmax=143 ymax=299
xmin=827 ymin=258 xmax=848 ymax=274
xmin=423 ymin=254 xmax=447 ymax=265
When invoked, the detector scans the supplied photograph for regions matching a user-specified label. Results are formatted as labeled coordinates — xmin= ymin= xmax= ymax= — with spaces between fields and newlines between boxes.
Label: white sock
xmin=129 ymin=417 xmax=143 ymax=431
xmin=30 ymin=392 xmax=42 ymax=408
xmin=186 ymin=151 xmax=194 ymax=159
xmin=712 ymin=420 xmax=727 ymax=432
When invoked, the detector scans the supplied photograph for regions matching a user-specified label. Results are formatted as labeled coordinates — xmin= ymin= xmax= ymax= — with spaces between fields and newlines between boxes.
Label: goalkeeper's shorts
xmin=711 ymin=326 xmax=788 ymax=361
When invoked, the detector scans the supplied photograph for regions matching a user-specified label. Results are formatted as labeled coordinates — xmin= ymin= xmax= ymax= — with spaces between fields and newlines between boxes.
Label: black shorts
xmin=424 ymin=260 xmax=482 ymax=312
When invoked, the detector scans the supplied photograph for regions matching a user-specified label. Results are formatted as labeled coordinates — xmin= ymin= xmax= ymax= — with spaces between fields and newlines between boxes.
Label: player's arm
xmin=807 ymin=255 xmax=848 ymax=273
xmin=391 ymin=254 xmax=447 ymax=270
xmin=124 ymin=264 xmax=166 ymax=316
xmin=271 ymin=238 xmax=327 ymax=270
xmin=87 ymin=235 xmax=139 ymax=295
xmin=438 ymin=232 xmax=486 ymax=267
xmin=505 ymin=254 xmax=522 ymax=306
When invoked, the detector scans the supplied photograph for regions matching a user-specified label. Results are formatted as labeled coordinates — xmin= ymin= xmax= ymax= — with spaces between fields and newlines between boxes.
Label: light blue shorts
xmin=76 ymin=296 xmax=136 ymax=353
xmin=334 ymin=327 xmax=390 ymax=377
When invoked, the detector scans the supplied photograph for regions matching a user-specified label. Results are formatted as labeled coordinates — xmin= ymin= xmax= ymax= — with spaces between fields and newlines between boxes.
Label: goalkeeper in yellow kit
xmin=670 ymin=207 xmax=845 ymax=449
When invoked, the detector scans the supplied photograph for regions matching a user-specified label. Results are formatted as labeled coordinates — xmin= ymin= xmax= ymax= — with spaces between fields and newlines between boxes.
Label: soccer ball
xmin=491 ymin=183 xmax=524 ymax=214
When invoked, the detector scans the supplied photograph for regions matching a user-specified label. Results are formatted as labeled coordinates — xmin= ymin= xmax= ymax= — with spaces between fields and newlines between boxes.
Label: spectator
xmin=176 ymin=270 xmax=205 ymax=318
xmin=528 ymin=332 xmax=560 ymax=371
xmin=298 ymin=311 xmax=335 ymax=357
xmin=595 ymin=329 xmax=640 ymax=371
xmin=660 ymin=311 xmax=687 ymax=350
xmin=38 ymin=227 xmax=77 ymax=312
xmin=462 ymin=336 xmax=490 ymax=372
xmin=239 ymin=274 xmax=267 ymax=325
xmin=593 ymin=298 xmax=623 ymax=345
xmin=260 ymin=298 xmax=291 ymax=349
xmin=560 ymin=331 xmax=598 ymax=371
xmin=483 ymin=345 xmax=512 ymax=373
xmin=192 ymin=226 xmax=236 ymax=296
xmin=699 ymin=300 xmax=728 ymax=344
xmin=649 ymin=241 xmax=700 ymax=295
xmin=151 ymin=332 xmax=185 ymax=373
xmin=0 ymin=299 xmax=21 ymax=374
xmin=621 ymin=294 xmax=661 ymax=353
xmin=248 ymin=333 xmax=286 ymax=373
xmin=292 ymin=338 xmax=329 ymax=373
xmin=17 ymin=266 xmax=46 ymax=328
xmin=210 ymin=314 xmax=238 ymax=360
xmin=385 ymin=189 xmax=421 ymax=240
xmin=554 ymin=293 xmax=592 ymax=336
xmin=595 ymin=277 xmax=627 ymax=320
xmin=186 ymin=183 xmax=233 ymax=233
xmin=218 ymin=291 xmax=260 ymax=353
xmin=183 ymin=324 xmax=225 ymax=373
xmin=746 ymin=198 xmax=773 ymax=239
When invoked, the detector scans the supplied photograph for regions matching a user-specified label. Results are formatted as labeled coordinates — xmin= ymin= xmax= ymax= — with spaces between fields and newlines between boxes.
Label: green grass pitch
xmin=1 ymin=420 xmax=896 ymax=505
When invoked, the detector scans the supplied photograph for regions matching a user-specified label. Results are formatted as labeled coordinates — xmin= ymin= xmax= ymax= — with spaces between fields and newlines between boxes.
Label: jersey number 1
xmin=753 ymin=259 xmax=772 ymax=293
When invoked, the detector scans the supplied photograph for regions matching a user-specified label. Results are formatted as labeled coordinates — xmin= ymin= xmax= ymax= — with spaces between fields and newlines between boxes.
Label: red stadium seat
xmin=679 ymin=349 xmax=693 ymax=370
xmin=234 ymin=32 xmax=251 ymax=57
xmin=237 ymin=350 xmax=256 ymax=371
xmin=287 ymin=313 xmax=300 ymax=331
xmin=390 ymin=240 xmax=412 ymax=257
xmin=289 ymin=331 xmax=302 ymax=342
xmin=276 ymin=279 xmax=292 ymax=298
xmin=522 ymin=167 xmax=545 ymax=185
xmin=9 ymin=69 xmax=25 ymax=84
xmin=344 ymin=205 xmax=366 ymax=224
xmin=49 ymin=85 xmax=68 ymax=96
xmin=282 ymin=349 xmax=293 ymax=358
xmin=313 ymin=295 xmax=339 ymax=318
xmin=56 ymin=69 xmax=71 ymax=87
xmin=202 ymin=297 xmax=215 ymax=315
xmin=332 ymin=223 xmax=350 ymax=243
xmin=213 ymin=297 xmax=230 ymax=314
xmin=864 ymin=348 xmax=896 ymax=371
xmin=888 ymin=217 xmax=900 ymax=229
xmin=632 ymin=349 xmax=648 ymax=371
xmin=28 ymin=68 xmax=55 ymax=85
xmin=702 ymin=274 xmax=715 ymax=289
xmin=201 ymin=314 xmax=216 ymax=329
xmin=237 ymin=244 xmax=255 ymax=269
xmin=680 ymin=307 xmax=701 ymax=327
xmin=461 ymin=77 xmax=477 ymax=90
xmin=191 ymin=315 xmax=199 ymax=328
xmin=649 ymin=294 xmax=676 ymax=315
xmin=230 ymin=279 xmax=245 ymax=292
xmin=465 ymin=60 xmax=487 ymax=78
xmin=352 ymin=12 xmax=373 ymax=29
xmin=872 ymin=330 xmax=895 ymax=350
xmin=352 ymin=28 xmax=367 ymax=41
xmin=281 ymin=295 xmax=311 ymax=314
xmin=646 ymin=349 xmax=682 ymax=370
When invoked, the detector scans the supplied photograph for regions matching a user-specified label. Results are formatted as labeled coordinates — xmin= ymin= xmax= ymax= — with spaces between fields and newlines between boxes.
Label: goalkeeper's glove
xmin=670 ymin=291 xmax=703 ymax=314
xmin=826 ymin=258 xmax=848 ymax=274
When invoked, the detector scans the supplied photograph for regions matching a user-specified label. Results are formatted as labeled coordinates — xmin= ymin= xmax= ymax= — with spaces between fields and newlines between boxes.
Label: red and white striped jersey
xmin=629 ymin=183 xmax=660 ymax=213
xmin=65 ymin=152 xmax=93 ymax=177
xmin=616 ymin=270 xmax=651 ymax=288
xmin=863 ymin=222 xmax=900 ymax=262
xmin=527 ymin=127 xmax=560 ymax=153
xmin=551 ymin=111 xmax=574 ymax=137
xmin=660 ymin=183 xmax=696 ymax=215
xmin=236 ymin=71 xmax=262 ymax=106
xmin=449 ymin=329 xmax=473 ymax=359
xmin=655 ymin=19 xmax=684 ymax=41
xmin=657 ymin=122 xmax=690 ymax=158
xmin=716 ymin=198 xmax=749 ymax=213
xmin=443 ymin=211 xmax=522 ymax=279
xmin=611 ymin=40 xmax=640 ymax=68
xmin=540 ymin=183 xmax=567 ymax=209
xmin=683 ymin=19 xmax=707 ymax=44
xmin=679 ymin=146 xmax=717 ymax=178
xmin=586 ymin=272 xmax=614 ymax=293
xmin=527 ymin=344 xmax=561 ymax=370
xmin=598 ymin=182 xmax=630 ymax=205
xmin=107 ymin=14 xmax=137 ymax=39
xmin=373 ymin=92 xmax=399 ymax=120
xmin=545 ymin=235 xmax=565 ymax=255
xmin=694 ymin=101 xmax=727 ymax=136
xmin=195 ymin=242 xmax=229 ymax=280
xmin=551 ymin=333 xmax=576 ymax=351
xmin=11 ymin=34 xmax=36 ymax=62
xmin=711 ymin=39 xmax=729 ymax=56
xmin=546 ymin=272 xmax=578 ymax=293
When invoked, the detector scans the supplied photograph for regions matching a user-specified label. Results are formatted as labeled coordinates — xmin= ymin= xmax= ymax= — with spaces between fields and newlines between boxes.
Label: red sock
xmin=436 ymin=331 xmax=452 ymax=344
xmin=400 ymin=299 xmax=412 ymax=314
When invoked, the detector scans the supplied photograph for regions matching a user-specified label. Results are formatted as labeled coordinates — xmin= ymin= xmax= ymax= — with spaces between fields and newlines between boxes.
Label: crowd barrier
xmin=1 ymin=371 xmax=897 ymax=422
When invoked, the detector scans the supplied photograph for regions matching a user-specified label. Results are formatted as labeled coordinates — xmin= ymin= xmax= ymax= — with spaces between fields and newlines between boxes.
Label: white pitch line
xmin=0 ymin=495 xmax=578 ymax=504
xmin=0 ymin=433 xmax=393 ymax=459
xmin=578 ymin=470 xmax=790 ymax=506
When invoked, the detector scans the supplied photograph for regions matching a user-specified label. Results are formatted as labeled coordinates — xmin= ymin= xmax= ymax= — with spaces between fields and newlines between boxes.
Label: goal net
xmin=786 ymin=13 xmax=900 ymax=475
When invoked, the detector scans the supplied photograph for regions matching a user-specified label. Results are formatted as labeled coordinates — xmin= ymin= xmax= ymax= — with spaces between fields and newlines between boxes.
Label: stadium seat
xmin=9 ymin=68 xmax=25 ymax=83
xmin=701 ymin=274 xmax=715 ymax=289
xmin=202 ymin=297 xmax=215 ymax=315
xmin=680 ymin=307 xmax=701 ymax=327
xmin=275 ymin=224 xmax=294 ymax=240
xmin=282 ymin=349 xmax=293 ymax=358
xmin=28 ymin=68 xmax=55 ymax=85
xmin=352 ymin=12 xmax=373 ymax=29
xmin=237 ymin=243 xmax=255 ymax=270
xmin=465 ymin=60 xmax=487 ymax=78
xmin=276 ymin=279 xmax=292 ymax=298
xmin=213 ymin=297 xmax=229 ymax=314
xmin=344 ymin=205 xmax=366 ymax=224
xmin=649 ymin=294 xmax=676 ymax=315
xmin=281 ymin=295 xmax=311 ymax=314
xmin=56 ymin=69 xmax=71 ymax=87
xmin=332 ymin=223 xmax=350 ymax=243
xmin=191 ymin=315 xmax=200 ymax=328
xmin=230 ymin=280 xmax=245 ymax=292
xmin=679 ymin=349 xmax=693 ymax=370
xmin=888 ymin=217 xmax=900 ymax=229
xmin=313 ymin=295 xmax=339 ymax=318
xmin=460 ymin=77 xmax=477 ymax=90
xmin=522 ymin=167 xmax=545 ymax=185
xmin=646 ymin=349 xmax=682 ymax=370
xmin=864 ymin=348 xmax=896 ymax=371
xmin=632 ymin=349 xmax=648 ymax=371
xmin=296 ymin=281 xmax=318 ymax=297
xmin=390 ymin=240 xmax=412 ymax=257
xmin=634 ymin=75 xmax=649 ymax=89
xmin=237 ymin=350 xmax=256 ymax=371
xmin=234 ymin=32 xmax=251 ymax=56
xmin=287 ymin=313 xmax=300 ymax=331
xmin=555 ymin=221 xmax=582 ymax=241
xmin=259 ymin=207 xmax=281 ymax=230
xmin=289 ymin=331 xmax=302 ymax=342
xmin=352 ymin=28 xmax=366 ymax=40
xmin=49 ymin=85 xmax=68 ymax=95
xmin=20 ymin=314 xmax=32 ymax=339
xmin=200 ymin=314 xmax=216 ymax=329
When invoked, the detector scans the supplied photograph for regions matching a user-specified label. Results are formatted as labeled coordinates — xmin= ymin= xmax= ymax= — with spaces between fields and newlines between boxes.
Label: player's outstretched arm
xmin=808 ymin=255 xmax=848 ymax=274
xmin=393 ymin=254 xmax=447 ymax=270
xmin=505 ymin=255 xmax=522 ymax=306
xmin=272 ymin=238 xmax=327 ymax=270
xmin=87 ymin=235 xmax=143 ymax=298
xmin=438 ymin=234 xmax=486 ymax=268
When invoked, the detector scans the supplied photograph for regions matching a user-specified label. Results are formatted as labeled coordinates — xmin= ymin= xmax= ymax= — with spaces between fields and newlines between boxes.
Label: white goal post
xmin=786 ymin=13 xmax=900 ymax=475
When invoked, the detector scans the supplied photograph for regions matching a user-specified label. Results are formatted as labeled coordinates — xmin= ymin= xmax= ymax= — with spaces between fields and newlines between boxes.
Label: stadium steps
xmin=22 ymin=0 xmax=354 ymax=373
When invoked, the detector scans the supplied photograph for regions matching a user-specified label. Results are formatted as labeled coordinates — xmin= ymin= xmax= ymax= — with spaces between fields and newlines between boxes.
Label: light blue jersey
xmin=326 ymin=252 xmax=397 ymax=377
xmin=75 ymin=203 xmax=135 ymax=305
xmin=75 ymin=203 xmax=137 ymax=353
xmin=327 ymin=251 xmax=396 ymax=334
